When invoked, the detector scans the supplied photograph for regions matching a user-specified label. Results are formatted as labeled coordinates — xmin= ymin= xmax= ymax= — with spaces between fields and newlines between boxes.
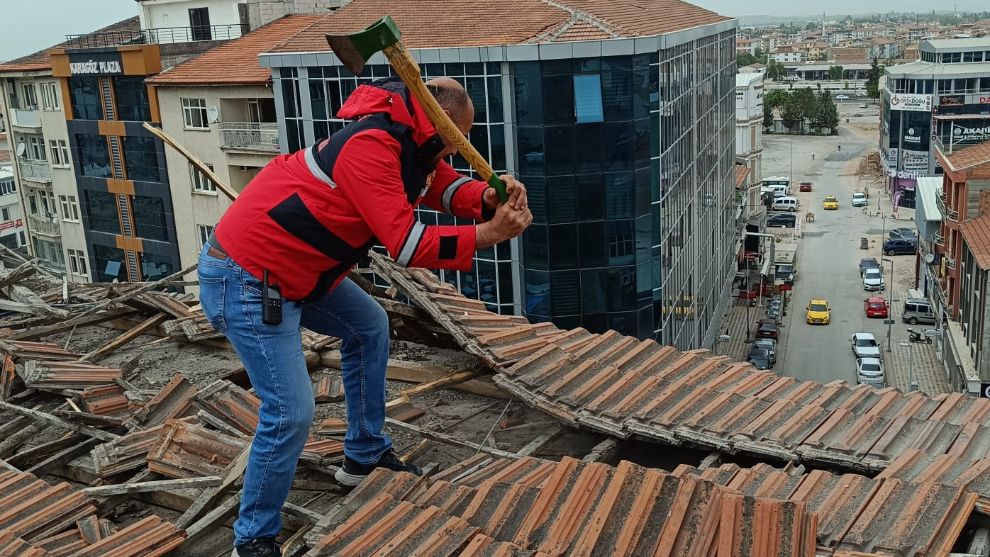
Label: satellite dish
xmin=924 ymin=253 xmax=936 ymax=264
xmin=207 ymin=106 xmax=220 ymax=124
xmin=15 ymin=143 xmax=25 ymax=158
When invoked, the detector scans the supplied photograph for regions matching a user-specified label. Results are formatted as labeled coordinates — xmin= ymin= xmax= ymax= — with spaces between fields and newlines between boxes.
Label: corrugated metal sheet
xmin=308 ymin=456 xmax=817 ymax=556
xmin=370 ymin=254 xmax=990 ymax=474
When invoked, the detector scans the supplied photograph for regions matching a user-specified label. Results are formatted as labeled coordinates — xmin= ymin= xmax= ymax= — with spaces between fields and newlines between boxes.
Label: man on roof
xmin=198 ymin=76 xmax=531 ymax=557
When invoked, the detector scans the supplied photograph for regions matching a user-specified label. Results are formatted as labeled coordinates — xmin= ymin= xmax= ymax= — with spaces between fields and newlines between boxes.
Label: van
xmin=771 ymin=196 xmax=800 ymax=212
xmin=761 ymin=184 xmax=789 ymax=197
xmin=902 ymin=298 xmax=936 ymax=325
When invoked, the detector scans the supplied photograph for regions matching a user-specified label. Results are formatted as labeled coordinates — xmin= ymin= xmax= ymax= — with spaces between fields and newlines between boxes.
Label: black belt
xmin=206 ymin=232 xmax=229 ymax=261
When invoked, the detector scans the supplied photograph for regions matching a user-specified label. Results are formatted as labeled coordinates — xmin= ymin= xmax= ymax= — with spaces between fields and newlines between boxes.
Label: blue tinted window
xmin=573 ymin=75 xmax=604 ymax=124
xmin=85 ymin=190 xmax=120 ymax=235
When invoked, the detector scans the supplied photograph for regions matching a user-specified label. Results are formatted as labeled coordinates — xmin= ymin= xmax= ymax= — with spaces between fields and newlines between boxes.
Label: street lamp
xmin=898 ymin=340 xmax=919 ymax=392
xmin=883 ymin=257 xmax=894 ymax=352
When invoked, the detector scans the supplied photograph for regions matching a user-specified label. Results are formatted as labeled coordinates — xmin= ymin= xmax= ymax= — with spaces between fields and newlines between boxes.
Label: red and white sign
xmin=890 ymin=93 xmax=933 ymax=112
xmin=0 ymin=219 xmax=23 ymax=232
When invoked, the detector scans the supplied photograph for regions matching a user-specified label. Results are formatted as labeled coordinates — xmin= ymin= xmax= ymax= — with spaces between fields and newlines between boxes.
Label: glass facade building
xmin=53 ymin=46 xmax=180 ymax=283
xmin=263 ymin=23 xmax=738 ymax=349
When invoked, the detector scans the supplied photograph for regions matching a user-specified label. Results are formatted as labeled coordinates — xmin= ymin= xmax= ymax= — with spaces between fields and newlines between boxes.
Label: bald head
xmin=426 ymin=77 xmax=473 ymax=127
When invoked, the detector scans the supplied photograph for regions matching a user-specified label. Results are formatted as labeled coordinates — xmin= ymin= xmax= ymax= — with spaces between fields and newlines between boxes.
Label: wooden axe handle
xmin=383 ymin=43 xmax=509 ymax=203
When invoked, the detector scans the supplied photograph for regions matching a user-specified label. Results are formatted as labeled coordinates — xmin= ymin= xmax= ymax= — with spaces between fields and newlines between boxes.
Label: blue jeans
xmin=197 ymin=247 xmax=392 ymax=546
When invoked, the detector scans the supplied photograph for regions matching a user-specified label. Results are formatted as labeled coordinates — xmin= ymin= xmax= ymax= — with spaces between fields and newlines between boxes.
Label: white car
xmin=863 ymin=268 xmax=885 ymax=291
xmin=851 ymin=333 xmax=881 ymax=358
xmin=836 ymin=94 xmax=850 ymax=100
xmin=856 ymin=357 xmax=886 ymax=388
xmin=851 ymin=192 xmax=868 ymax=207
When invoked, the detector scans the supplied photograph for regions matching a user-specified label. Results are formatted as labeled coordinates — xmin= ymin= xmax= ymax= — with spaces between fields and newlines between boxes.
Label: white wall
xmin=157 ymin=84 xmax=276 ymax=272
xmin=140 ymin=0 xmax=243 ymax=40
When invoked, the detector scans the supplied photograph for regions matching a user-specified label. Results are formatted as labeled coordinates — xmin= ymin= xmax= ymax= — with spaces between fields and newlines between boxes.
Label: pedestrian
xmin=199 ymin=77 xmax=532 ymax=557
xmin=838 ymin=144 xmax=842 ymax=152
xmin=811 ymin=152 xmax=815 ymax=160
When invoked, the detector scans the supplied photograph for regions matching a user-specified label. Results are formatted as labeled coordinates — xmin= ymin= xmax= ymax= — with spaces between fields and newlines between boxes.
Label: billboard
xmin=890 ymin=94 xmax=933 ymax=112
xmin=901 ymin=150 xmax=929 ymax=173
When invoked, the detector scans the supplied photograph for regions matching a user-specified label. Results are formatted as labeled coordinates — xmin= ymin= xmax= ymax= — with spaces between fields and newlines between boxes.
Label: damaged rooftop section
xmin=0 ymin=246 xmax=986 ymax=555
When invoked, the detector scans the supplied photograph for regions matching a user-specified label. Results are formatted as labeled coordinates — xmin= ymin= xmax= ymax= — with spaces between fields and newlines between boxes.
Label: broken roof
xmin=146 ymin=15 xmax=323 ymax=87
xmin=268 ymin=0 xmax=730 ymax=53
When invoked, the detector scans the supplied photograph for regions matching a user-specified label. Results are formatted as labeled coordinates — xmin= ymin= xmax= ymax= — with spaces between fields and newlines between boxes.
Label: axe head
xmin=325 ymin=15 xmax=401 ymax=76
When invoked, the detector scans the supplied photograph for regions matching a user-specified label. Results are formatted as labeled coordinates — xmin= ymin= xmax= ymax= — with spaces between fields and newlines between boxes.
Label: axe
xmin=326 ymin=16 xmax=509 ymax=203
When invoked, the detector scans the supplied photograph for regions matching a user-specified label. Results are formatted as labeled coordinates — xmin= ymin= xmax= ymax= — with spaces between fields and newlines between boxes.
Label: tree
xmin=753 ymin=47 xmax=768 ymax=64
xmin=828 ymin=65 xmax=845 ymax=80
xmin=766 ymin=60 xmax=787 ymax=81
xmin=805 ymin=21 xmax=819 ymax=30
xmin=811 ymin=90 xmax=839 ymax=134
xmin=781 ymin=95 xmax=804 ymax=134
xmin=737 ymin=52 xmax=758 ymax=67
xmin=866 ymin=56 xmax=883 ymax=100
xmin=763 ymin=101 xmax=775 ymax=129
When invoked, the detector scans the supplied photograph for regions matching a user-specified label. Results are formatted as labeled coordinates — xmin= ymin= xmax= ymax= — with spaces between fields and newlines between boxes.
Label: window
xmin=113 ymin=76 xmax=150 ymax=121
xmin=197 ymin=224 xmax=214 ymax=247
xmin=1 ymin=208 xmax=9 ymax=221
xmin=48 ymin=140 xmax=70 ymax=167
xmin=191 ymin=163 xmax=216 ymax=193
xmin=76 ymin=133 xmax=110 ymax=178
xmin=0 ymin=179 xmax=15 ymax=196
xmin=20 ymin=83 xmax=37 ymax=109
xmin=189 ymin=7 xmax=212 ymax=41
xmin=84 ymin=190 xmax=121 ymax=235
xmin=67 ymin=249 xmax=88 ymax=276
xmin=182 ymin=98 xmax=209 ymax=129
xmin=59 ymin=195 xmax=80 ymax=222
xmin=69 ymin=76 xmax=102 ymax=120
xmin=573 ymin=75 xmax=604 ymax=123
xmin=122 ymin=136 xmax=160 ymax=182
xmin=132 ymin=195 xmax=168 ymax=241
xmin=40 ymin=82 xmax=60 ymax=111
xmin=28 ymin=136 xmax=45 ymax=160
xmin=36 ymin=190 xmax=56 ymax=218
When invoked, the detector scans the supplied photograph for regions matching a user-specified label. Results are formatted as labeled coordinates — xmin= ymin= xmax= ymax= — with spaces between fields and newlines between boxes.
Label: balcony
xmin=219 ymin=122 xmax=279 ymax=152
xmin=18 ymin=160 xmax=50 ymax=183
xmin=946 ymin=256 xmax=957 ymax=270
xmin=10 ymin=109 xmax=40 ymax=129
xmin=936 ymin=192 xmax=959 ymax=221
xmin=27 ymin=215 xmax=60 ymax=238
xmin=64 ymin=23 xmax=248 ymax=48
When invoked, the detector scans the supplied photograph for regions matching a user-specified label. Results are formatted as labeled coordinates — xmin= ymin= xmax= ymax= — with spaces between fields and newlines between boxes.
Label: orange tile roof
xmin=960 ymin=214 xmax=990 ymax=270
xmin=269 ymin=0 xmax=729 ymax=53
xmin=147 ymin=15 xmax=323 ymax=86
xmin=940 ymin=139 xmax=990 ymax=173
xmin=734 ymin=164 xmax=750 ymax=189
xmin=0 ymin=17 xmax=140 ymax=74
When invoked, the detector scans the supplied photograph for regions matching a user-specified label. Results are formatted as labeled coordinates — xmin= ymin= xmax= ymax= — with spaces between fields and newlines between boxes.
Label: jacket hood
xmin=336 ymin=79 xmax=438 ymax=146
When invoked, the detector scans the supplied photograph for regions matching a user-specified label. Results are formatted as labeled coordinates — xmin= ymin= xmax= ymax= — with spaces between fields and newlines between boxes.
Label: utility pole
xmin=883 ymin=256 xmax=895 ymax=352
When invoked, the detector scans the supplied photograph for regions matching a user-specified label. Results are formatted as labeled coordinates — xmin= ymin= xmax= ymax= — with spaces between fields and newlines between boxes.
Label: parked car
xmin=859 ymin=102 xmax=869 ymax=109
xmin=859 ymin=257 xmax=880 ymax=276
xmin=767 ymin=214 xmax=797 ymax=228
xmin=864 ymin=296 xmax=889 ymax=318
xmin=902 ymin=298 xmax=936 ymax=325
xmin=883 ymin=238 xmax=917 ymax=256
xmin=747 ymin=346 xmax=773 ymax=370
xmin=753 ymin=338 xmax=777 ymax=365
xmin=771 ymin=196 xmax=800 ymax=212
xmin=836 ymin=94 xmax=850 ymax=100
xmin=851 ymin=332 xmax=881 ymax=358
xmin=806 ymin=299 xmax=831 ymax=325
xmin=851 ymin=192 xmax=868 ymax=207
xmin=755 ymin=319 xmax=779 ymax=340
xmin=799 ymin=181 xmax=813 ymax=192
xmin=822 ymin=195 xmax=839 ymax=210
xmin=776 ymin=264 xmax=795 ymax=285
xmin=856 ymin=357 xmax=886 ymax=388
xmin=889 ymin=228 xmax=918 ymax=242
xmin=863 ymin=268 xmax=885 ymax=291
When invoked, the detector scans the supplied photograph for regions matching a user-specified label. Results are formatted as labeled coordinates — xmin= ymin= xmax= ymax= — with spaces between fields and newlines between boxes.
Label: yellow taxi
xmin=806 ymin=299 xmax=831 ymax=325
xmin=823 ymin=195 xmax=839 ymax=210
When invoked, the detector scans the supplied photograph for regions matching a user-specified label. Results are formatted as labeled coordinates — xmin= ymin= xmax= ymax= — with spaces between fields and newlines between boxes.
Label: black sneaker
xmin=334 ymin=449 xmax=423 ymax=487
xmin=232 ymin=538 xmax=279 ymax=557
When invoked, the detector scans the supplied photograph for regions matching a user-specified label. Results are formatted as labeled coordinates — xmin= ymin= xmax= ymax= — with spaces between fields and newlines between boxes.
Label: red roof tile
xmin=0 ymin=17 xmax=140 ymax=74
xmin=147 ymin=15 xmax=323 ymax=86
xmin=960 ymin=214 xmax=990 ymax=270
xmin=269 ymin=0 xmax=729 ymax=53
xmin=940 ymin=139 xmax=990 ymax=173
xmin=735 ymin=164 xmax=750 ymax=189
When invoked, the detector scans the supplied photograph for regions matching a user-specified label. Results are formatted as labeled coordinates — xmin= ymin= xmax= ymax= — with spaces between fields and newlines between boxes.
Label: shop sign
xmin=901 ymin=149 xmax=929 ymax=172
xmin=890 ymin=93 xmax=933 ymax=112
xmin=68 ymin=51 xmax=123 ymax=76
xmin=940 ymin=95 xmax=965 ymax=106
xmin=952 ymin=123 xmax=990 ymax=143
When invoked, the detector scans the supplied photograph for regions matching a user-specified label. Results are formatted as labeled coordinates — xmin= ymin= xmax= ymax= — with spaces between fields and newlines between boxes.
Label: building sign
xmin=902 ymin=127 xmax=923 ymax=145
xmin=902 ymin=150 xmax=929 ymax=172
xmin=965 ymin=94 xmax=990 ymax=105
xmin=0 ymin=219 xmax=23 ymax=232
xmin=952 ymin=123 xmax=990 ymax=143
xmin=888 ymin=169 xmax=921 ymax=180
xmin=982 ymin=382 xmax=990 ymax=398
xmin=940 ymin=95 xmax=965 ymax=107
xmin=882 ymin=148 xmax=898 ymax=171
xmin=890 ymin=93 xmax=933 ymax=112
xmin=68 ymin=51 xmax=122 ymax=76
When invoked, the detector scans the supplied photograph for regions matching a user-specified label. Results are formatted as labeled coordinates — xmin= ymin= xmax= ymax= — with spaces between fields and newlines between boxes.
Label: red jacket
xmin=214 ymin=80 xmax=490 ymax=301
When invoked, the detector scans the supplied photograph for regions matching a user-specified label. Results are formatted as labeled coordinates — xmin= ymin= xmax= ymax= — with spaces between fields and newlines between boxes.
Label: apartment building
xmin=260 ymin=0 xmax=739 ymax=349
xmin=0 ymin=167 xmax=26 ymax=252
xmin=771 ymin=46 xmax=802 ymax=64
xmin=147 ymin=14 xmax=321 ymax=270
xmin=735 ymin=72 xmax=764 ymax=222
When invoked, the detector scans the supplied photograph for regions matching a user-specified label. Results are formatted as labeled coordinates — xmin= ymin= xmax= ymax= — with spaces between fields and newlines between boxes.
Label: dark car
xmin=883 ymin=239 xmax=917 ymax=256
xmin=889 ymin=228 xmax=918 ymax=241
xmin=799 ymin=182 xmax=813 ymax=192
xmin=766 ymin=214 xmax=797 ymax=228
xmin=859 ymin=257 xmax=880 ymax=276
xmin=755 ymin=319 xmax=779 ymax=340
xmin=747 ymin=346 xmax=772 ymax=370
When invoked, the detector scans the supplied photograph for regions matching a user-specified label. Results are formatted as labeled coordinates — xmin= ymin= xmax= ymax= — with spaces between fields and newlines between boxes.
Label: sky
xmin=3 ymin=0 xmax=990 ymax=62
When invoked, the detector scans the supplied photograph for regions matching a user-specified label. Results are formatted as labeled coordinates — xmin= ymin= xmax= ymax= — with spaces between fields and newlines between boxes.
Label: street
xmin=753 ymin=104 xmax=943 ymax=390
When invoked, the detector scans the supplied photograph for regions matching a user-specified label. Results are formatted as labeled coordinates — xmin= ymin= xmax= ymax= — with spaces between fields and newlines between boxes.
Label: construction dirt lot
xmin=3 ymin=243 xmax=990 ymax=555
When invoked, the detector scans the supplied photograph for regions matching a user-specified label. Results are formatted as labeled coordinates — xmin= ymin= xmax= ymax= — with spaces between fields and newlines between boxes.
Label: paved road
xmin=763 ymin=105 xmax=923 ymax=386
